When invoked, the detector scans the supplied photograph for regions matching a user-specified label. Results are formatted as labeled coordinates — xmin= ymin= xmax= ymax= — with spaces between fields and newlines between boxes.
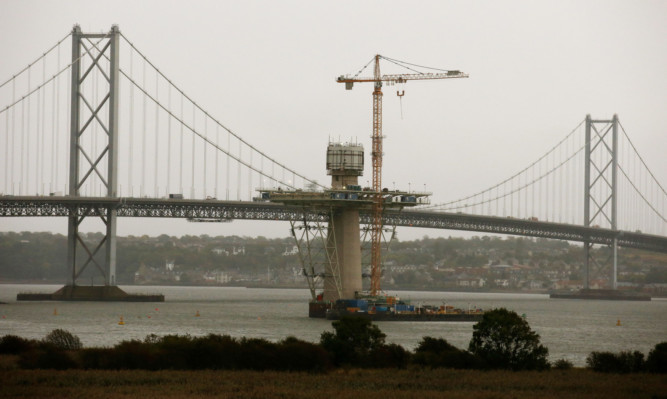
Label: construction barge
xmin=310 ymin=295 xmax=484 ymax=322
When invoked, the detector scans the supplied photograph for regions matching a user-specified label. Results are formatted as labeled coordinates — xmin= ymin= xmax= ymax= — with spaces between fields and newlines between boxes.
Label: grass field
xmin=1 ymin=368 xmax=665 ymax=399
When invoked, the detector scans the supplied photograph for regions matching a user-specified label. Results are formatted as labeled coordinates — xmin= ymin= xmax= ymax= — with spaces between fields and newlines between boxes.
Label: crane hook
xmin=396 ymin=90 xmax=405 ymax=97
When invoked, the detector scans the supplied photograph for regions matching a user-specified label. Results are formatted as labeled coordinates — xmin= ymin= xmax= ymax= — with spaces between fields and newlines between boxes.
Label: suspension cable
xmin=118 ymin=33 xmax=324 ymax=190
xmin=423 ymin=119 xmax=586 ymax=209
xmin=434 ymin=144 xmax=586 ymax=212
xmin=0 ymin=35 xmax=110 ymax=116
xmin=619 ymin=121 xmax=667 ymax=197
xmin=0 ymin=31 xmax=71 ymax=90
xmin=617 ymin=165 xmax=667 ymax=223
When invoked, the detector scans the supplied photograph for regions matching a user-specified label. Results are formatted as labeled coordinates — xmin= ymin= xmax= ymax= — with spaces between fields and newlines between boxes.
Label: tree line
xmin=1 ymin=308 xmax=665 ymax=374
xmin=2 ymin=231 xmax=666 ymax=287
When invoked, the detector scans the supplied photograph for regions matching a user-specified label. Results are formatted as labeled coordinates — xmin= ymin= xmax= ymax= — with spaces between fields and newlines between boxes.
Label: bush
xmin=468 ymin=308 xmax=549 ymax=371
xmin=276 ymin=336 xmax=333 ymax=372
xmin=19 ymin=345 xmax=77 ymax=370
xmin=413 ymin=337 xmax=484 ymax=369
xmin=0 ymin=335 xmax=36 ymax=354
xmin=552 ymin=359 xmax=573 ymax=370
xmin=646 ymin=342 xmax=667 ymax=373
xmin=111 ymin=339 xmax=159 ymax=370
xmin=368 ymin=343 xmax=411 ymax=369
xmin=586 ymin=351 xmax=645 ymax=373
xmin=43 ymin=329 xmax=82 ymax=350
xmin=320 ymin=316 xmax=387 ymax=366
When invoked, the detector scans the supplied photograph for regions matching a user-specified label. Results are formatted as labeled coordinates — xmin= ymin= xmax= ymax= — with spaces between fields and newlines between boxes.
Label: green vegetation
xmin=2 ymin=317 xmax=665 ymax=376
xmin=468 ymin=308 xmax=550 ymax=371
xmin=1 ymin=232 xmax=666 ymax=294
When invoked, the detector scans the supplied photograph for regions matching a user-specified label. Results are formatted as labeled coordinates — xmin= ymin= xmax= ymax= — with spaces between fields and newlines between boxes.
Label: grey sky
xmin=1 ymin=0 xmax=665 ymax=240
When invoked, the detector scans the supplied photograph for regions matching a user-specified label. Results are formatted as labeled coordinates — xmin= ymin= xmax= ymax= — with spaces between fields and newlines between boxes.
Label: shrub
xmin=43 ymin=329 xmax=82 ymax=350
xmin=646 ymin=342 xmax=667 ymax=373
xmin=276 ymin=336 xmax=333 ymax=372
xmin=19 ymin=345 xmax=77 ymax=370
xmin=111 ymin=340 xmax=159 ymax=370
xmin=320 ymin=316 xmax=386 ymax=366
xmin=468 ymin=308 xmax=549 ymax=371
xmin=413 ymin=337 xmax=484 ymax=369
xmin=552 ymin=359 xmax=574 ymax=370
xmin=79 ymin=347 xmax=116 ymax=369
xmin=586 ymin=351 xmax=645 ymax=373
xmin=368 ymin=343 xmax=411 ymax=369
xmin=0 ymin=335 xmax=36 ymax=354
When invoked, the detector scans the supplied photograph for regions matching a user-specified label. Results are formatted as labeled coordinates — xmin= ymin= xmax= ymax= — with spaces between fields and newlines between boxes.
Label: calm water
xmin=1 ymin=284 xmax=665 ymax=366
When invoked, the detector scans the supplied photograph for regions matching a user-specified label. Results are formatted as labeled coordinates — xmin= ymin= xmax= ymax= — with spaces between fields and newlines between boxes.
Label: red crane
xmin=337 ymin=55 xmax=468 ymax=295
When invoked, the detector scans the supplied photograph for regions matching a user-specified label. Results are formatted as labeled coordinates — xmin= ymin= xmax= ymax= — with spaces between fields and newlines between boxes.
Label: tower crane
xmin=337 ymin=54 xmax=468 ymax=295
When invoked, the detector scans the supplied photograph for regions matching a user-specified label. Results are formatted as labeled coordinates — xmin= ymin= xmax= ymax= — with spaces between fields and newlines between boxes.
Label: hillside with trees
xmin=1 ymin=231 xmax=665 ymax=295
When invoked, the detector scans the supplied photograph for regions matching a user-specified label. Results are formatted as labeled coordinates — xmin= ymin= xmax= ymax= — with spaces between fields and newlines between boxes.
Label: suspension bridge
xmin=0 ymin=26 xmax=665 ymax=298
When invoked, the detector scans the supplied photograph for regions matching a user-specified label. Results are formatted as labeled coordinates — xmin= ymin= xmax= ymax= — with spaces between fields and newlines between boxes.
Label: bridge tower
xmin=66 ymin=25 xmax=120 ymax=288
xmin=583 ymin=114 xmax=619 ymax=289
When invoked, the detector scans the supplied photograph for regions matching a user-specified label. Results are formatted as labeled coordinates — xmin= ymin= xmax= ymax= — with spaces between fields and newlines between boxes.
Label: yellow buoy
xmin=195 ymin=310 xmax=200 ymax=317
xmin=53 ymin=308 xmax=58 ymax=316
xmin=616 ymin=319 xmax=621 ymax=326
xmin=118 ymin=316 xmax=125 ymax=325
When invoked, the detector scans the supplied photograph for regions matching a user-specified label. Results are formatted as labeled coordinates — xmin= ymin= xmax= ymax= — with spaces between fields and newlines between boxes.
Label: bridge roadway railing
xmin=1 ymin=196 xmax=666 ymax=253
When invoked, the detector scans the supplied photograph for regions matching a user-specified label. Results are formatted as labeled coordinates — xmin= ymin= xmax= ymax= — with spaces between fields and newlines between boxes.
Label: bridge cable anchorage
xmin=422 ymin=118 xmax=586 ymax=211
xmin=117 ymin=33 xmax=325 ymax=191
xmin=0 ymin=31 xmax=72 ymax=91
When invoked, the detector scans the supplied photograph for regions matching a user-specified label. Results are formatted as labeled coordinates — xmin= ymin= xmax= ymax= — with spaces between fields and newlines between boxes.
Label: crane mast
xmin=338 ymin=55 xmax=468 ymax=295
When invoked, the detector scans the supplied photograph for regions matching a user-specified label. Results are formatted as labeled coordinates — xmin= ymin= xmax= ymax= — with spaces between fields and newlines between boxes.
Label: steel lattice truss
xmin=1 ymin=196 xmax=666 ymax=253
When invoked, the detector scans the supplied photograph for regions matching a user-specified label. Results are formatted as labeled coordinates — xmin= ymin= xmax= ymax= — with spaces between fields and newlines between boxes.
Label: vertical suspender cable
xmin=237 ymin=142 xmax=241 ymax=200
xmin=20 ymin=81 xmax=25 ymax=195
xmin=203 ymin=117 xmax=207 ymax=197
xmin=214 ymin=124 xmax=219 ymax=198
xmin=51 ymin=47 xmax=57 ymax=194
xmin=128 ymin=47 xmax=134 ymax=196
xmin=26 ymin=68 xmax=31 ymax=195
xmin=141 ymin=60 xmax=146 ymax=197
xmin=179 ymin=93 xmax=183 ymax=194
xmin=65 ymin=47 xmax=70 ymax=195
xmin=167 ymin=85 xmax=171 ymax=195
xmin=12 ymin=79 xmax=16 ymax=194
xmin=154 ymin=70 xmax=159 ymax=197
xmin=248 ymin=151 xmax=253 ymax=199
xmin=3 ymin=96 xmax=8 ymax=194
xmin=191 ymin=103 xmax=195 ymax=198
xmin=40 ymin=56 xmax=46 ymax=194
xmin=226 ymin=130 xmax=230 ymax=200
xmin=559 ymin=142 xmax=563 ymax=223
xmin=36 ymin=60 xmax=42 ymax=194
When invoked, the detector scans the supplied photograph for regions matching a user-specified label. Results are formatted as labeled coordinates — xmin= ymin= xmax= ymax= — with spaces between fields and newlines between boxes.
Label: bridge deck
xmin=1 ymin=196 xmax=665 ymax=253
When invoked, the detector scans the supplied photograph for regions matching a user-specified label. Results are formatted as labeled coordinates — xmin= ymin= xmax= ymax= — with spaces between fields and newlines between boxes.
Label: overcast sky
xmin=1 ymin=0 xmax=665 ymax=240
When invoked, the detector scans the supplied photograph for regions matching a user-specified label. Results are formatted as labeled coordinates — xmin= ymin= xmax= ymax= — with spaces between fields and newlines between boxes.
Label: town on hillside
xmin=1 ymin=232 xmax=666 ymax=296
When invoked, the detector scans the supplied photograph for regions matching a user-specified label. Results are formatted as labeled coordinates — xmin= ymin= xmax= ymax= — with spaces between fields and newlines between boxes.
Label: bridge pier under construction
xmin=263 ymin=142 xmax=429 ymax=315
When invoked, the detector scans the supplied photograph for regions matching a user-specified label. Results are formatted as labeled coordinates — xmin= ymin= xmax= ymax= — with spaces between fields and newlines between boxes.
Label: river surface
xmin=1 ymin=284 xmax=665 ymax=366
